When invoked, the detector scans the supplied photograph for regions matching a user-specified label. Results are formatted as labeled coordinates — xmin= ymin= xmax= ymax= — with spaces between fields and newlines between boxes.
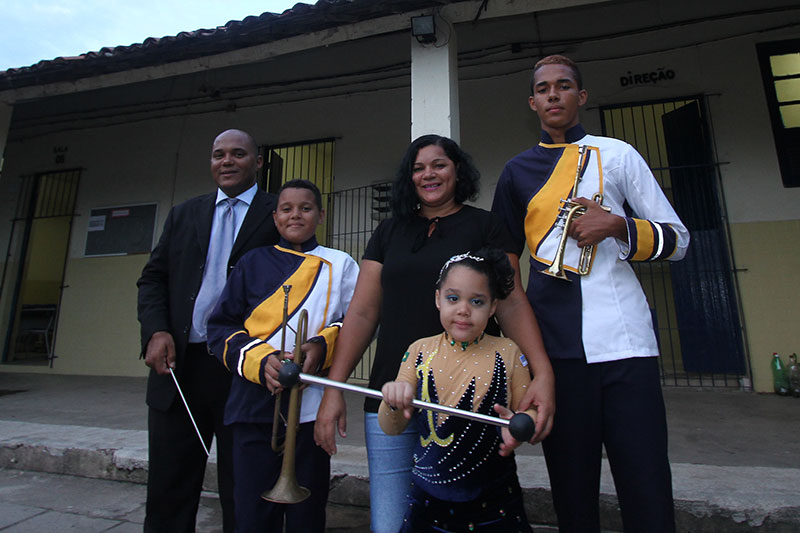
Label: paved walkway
xmin=1 ymin=372 xmax=800 ymax=531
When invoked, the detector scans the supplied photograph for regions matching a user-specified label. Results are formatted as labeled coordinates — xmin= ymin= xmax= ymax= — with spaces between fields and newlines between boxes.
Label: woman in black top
xmin=315 ymin=135 xmax=554 ymax=533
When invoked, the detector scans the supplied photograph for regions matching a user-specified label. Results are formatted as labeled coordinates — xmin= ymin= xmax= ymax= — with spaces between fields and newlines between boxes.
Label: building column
xmin=410 ymin=16 xmax=460 ymax=143
xmin=0 ymin=102 xmax=12 ymax=175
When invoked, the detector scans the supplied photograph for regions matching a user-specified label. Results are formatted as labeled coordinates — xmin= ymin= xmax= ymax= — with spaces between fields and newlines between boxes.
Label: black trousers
xmin=145 ymin=343 xmax=235 ymax=533
xmin=231 ymin=421 xmax=331 ymax=533
xmin=541 ymin=357 xmax=675 ymax=533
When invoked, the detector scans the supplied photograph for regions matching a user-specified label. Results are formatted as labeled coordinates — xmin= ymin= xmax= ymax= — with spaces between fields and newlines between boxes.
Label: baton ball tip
xmin=278 ymin=361 xmax=302 ymax=388
xmin=508 ymin=413 xmax=535 ymax=442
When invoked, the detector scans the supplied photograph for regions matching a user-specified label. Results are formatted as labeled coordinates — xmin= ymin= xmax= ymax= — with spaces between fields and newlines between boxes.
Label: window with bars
xmin=326 ymin=182 xmax=392 ymax=382
xmin=260 ymin=138 xmax=391 ymax=381
xmin=1 ymin=169 xmax=80 ymax=365
xmin=262 ymin=139 xmax=335 ymax=244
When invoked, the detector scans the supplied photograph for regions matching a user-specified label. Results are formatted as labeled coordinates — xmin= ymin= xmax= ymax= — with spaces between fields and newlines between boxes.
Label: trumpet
xmin=540 ymin=145 xmax=610 ymax=281
xmin=270 ymin=285 xmax=293 ymax=454
xmin=262 ymin=285 xmax=311 ymax=505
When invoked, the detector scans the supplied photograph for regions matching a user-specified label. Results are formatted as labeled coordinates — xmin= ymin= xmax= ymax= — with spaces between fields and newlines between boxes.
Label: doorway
xmin=600 ymin=98 xmax=747 ymax=387
xmin=0 ymin=169 xmax=80 ymax=366
xmin=262 ymin=139 xmax=335 ymax=245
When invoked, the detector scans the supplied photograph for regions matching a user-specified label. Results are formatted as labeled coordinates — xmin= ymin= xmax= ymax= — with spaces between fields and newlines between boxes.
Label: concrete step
xmin=2 ymin=419 xmax=799 ymax=531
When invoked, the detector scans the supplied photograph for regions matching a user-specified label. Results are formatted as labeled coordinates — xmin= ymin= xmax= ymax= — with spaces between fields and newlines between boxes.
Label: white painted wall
xmin=411 ymin=19 xmax=460 ymax=142
xmin=459 ymin=29 xmax=800 ymax=225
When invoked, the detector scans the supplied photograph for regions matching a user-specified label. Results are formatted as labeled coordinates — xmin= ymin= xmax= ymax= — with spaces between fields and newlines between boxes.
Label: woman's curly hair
xmin=390 ymin=134 xmax=480 ymax=219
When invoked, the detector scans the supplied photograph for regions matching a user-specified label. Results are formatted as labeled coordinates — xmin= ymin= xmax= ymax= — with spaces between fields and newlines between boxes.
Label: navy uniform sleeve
xmin=207 ymin=259 xmax=279 ymax=388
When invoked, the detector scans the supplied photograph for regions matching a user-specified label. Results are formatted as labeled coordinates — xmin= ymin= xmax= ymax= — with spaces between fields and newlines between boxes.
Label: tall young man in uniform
xmin=492 ymin=55 xmax=689 ymax=532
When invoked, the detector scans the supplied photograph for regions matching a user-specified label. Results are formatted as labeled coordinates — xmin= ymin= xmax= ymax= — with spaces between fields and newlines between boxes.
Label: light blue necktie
xmin=189 ymin=197 xmax=238 ymax=342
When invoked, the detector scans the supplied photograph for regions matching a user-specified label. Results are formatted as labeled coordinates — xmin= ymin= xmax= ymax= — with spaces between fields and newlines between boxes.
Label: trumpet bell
xmin=539 ymin=262 xmax=571 ymax=281
xmin=538 ymin=201 xmax=584 ymax=282
xmin=261 ymin=476 xmax=311 ymax=504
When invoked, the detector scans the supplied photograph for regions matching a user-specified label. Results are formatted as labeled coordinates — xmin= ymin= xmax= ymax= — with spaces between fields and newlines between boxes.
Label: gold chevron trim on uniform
xmin=244 ymin=247 xmax=324 ymax=341
xmin=526 ymin=144 xmax=579 ymax=265
xmin=241 ymin=342 xmax=276 ymax=384
xmin=320 ymin=259 xmax=333 ymax=332
xmin=578 ymin=146 xmax=605 ymax=275
xmin=527 ymin=144 xmax=604 ymax=273
xmin=276 ymin=247 xmax=334 ymax=324
xmin=591 ymin=146 xmax=604 ymax=197
xmin=318 ymin=325 xmax=340 ymax=370
xmin=631 ymin=219 xmax=656 ymax=261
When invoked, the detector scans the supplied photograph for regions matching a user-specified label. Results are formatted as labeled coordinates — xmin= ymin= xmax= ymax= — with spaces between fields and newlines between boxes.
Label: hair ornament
xmin=437 ymin=252 xmax=484 ymax=284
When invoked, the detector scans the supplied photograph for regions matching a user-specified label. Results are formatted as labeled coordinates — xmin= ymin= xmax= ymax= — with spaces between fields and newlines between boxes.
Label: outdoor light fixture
xmin=411 ymin=15 xmax=436 ymax=44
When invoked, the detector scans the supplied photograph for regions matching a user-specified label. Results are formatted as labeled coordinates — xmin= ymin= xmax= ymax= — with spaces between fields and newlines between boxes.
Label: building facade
xmin=0 ymin=0 xmax=798 ymax=392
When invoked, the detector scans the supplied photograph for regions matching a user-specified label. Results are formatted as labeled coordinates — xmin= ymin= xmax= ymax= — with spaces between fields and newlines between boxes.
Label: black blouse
xmin=361 ymin=205 xmax=516 ymax=412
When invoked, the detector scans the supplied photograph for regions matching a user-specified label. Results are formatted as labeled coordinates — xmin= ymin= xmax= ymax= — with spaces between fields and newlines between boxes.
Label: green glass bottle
xmin=772 ymin=352 xmax=790 ymax=396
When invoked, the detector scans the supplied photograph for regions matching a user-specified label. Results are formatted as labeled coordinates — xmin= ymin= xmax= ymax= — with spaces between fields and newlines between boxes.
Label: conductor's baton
xmin=169 ymin=367 xmax=210 ymax=457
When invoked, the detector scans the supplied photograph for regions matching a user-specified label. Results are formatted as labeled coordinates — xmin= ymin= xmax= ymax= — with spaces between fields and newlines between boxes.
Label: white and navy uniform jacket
xmin=207 ymin=237 xmax=358 ymax=424
xmin=492 ymin=124 xmax=690 ymax=364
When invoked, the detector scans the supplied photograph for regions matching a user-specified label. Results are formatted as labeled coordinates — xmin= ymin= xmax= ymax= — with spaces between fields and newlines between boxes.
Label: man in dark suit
xmin=137 ymin=129 xmax=279 ymax=532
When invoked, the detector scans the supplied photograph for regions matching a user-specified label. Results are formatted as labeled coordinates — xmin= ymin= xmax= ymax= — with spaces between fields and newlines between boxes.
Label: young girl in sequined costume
xmin=379 ymin=247 xmax=536 ymax=532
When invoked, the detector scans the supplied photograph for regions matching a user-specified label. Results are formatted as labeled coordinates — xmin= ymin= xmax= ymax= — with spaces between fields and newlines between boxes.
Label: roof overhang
xmin=0 ymin=0 xmax=608 ymax=104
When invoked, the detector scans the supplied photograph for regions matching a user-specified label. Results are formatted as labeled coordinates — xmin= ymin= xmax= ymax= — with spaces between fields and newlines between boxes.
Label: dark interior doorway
xmin=0 ymin=169 xmax=80 ymax=366
xmin=601 ymin=98 xmax=747 ymax=387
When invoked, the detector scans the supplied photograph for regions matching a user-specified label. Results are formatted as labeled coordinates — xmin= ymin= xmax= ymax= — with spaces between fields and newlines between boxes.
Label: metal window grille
xmin=601 ymin=98 xmax=746 ymax=388
xmin=326 ymin=182 xmax=391 ymax=382
xmin=1 ymin=169 xmax=80 ymax=365
xmin=263 ymin=139 xmax=335 ymax=245
xmin=261 ymin=136 xmax=390 ymax=382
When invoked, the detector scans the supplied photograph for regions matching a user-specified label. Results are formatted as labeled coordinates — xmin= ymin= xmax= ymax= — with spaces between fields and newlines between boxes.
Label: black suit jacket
xmin=137 ymin=188 xmax=279 ymax=411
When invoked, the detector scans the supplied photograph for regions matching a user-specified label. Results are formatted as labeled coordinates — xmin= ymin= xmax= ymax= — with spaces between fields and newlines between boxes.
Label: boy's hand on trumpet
xmin=263 ymin=340 xmax=325 ymax=394
xmin=264 ymin=352 xmax=292 ymax=393
xmin=300 ymin=340 xmax=324 ymax=377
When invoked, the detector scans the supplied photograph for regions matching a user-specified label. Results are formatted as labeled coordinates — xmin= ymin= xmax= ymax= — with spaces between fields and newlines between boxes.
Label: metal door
xmin=601 ymin=98 xmax=748 ymax=387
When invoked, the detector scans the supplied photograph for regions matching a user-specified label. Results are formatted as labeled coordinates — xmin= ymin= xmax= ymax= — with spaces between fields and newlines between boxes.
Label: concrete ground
xmin=1 ymin=372 xmax=800 ymax=531
xmin=0 ymin=468 xmax=375 ymax=532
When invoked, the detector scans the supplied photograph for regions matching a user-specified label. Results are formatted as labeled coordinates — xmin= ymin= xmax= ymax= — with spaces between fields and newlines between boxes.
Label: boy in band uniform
xmin=208 ymin=179 xmax=358 ymax=532
xmin=491 ymin=55 xmax=689 ymax=532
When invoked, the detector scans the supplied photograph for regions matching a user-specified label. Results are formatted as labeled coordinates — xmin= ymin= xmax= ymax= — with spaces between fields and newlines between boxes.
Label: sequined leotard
xmin=379 ymin=332 xmax=535 ymax=532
